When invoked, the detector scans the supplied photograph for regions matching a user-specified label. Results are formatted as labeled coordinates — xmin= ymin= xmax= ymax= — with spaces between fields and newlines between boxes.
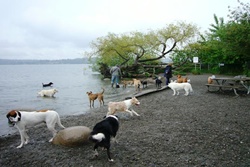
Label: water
xmin=0 ymin=64 xmax=134 ymax=136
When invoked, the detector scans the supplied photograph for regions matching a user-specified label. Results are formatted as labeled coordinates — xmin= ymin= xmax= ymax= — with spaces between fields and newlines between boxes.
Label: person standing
xmin=164 ymin=63 xmax=173 ymax=85
xmin=110 ymin=64 xmax=122 ymax=88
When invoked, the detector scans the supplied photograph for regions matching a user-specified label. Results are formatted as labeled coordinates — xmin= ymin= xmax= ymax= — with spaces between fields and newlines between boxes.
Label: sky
xmin=0 ymin=0 xmax=247 ymax=60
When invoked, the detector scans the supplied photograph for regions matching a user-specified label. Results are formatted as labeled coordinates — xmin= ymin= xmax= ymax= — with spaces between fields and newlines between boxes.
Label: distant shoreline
xmin=0 ymin=58 xmax=91 ymax=65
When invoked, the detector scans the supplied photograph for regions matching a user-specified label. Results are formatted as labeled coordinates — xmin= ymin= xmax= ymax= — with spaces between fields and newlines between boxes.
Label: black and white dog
xmin=89 ymin=115 xmax=119 ymax=162
xmin=42 ymin=82 xmax=53 ymax=87
xmin=141 ymin=80 xmax=148 ymax=89
xmin=155 ymin=76 xmax=162 ymax=89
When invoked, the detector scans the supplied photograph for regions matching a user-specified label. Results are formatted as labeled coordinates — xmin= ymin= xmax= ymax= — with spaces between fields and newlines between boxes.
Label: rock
xmin=52 ymin=126 xmax=91 ymax=146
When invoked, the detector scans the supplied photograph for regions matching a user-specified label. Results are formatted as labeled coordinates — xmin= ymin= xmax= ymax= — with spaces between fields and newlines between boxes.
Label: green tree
xmin=86 ymin=21 xmax=199 ymax=76
xmin=189 ymin=0 xmax=250 ymax=74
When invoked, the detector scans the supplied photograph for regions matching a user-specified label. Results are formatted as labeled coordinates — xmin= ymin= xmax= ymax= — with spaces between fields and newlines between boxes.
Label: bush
xmin=191 ymin=69 xmax=201 ymax=75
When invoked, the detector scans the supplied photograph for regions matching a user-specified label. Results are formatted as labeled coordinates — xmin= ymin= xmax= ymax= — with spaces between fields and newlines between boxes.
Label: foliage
xmin=85 ymin=21 xmax=199 ymax=76
xmin=181 ymin=0 xmax=250 ymax=75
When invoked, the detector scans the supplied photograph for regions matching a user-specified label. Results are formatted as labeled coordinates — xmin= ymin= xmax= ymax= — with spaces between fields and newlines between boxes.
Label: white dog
xmin=6 ymin=109 xmax=65 ymax=148
xmin=168 ymin=80 xmax=193 ymax=96
xmin=107 ymin=97 xmax=140 ymax=116
xmin=38 ymin=88 xmax=58 ymax=97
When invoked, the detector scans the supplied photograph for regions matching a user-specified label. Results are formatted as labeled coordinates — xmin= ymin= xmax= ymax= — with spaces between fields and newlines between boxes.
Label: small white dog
xmin=38 ymin=88 xmax=58 ymax=97
xmin=6 ymin=109 xmax=65 ymax=148
xmin=107 ymin=97 xmax=140 ymax=116
xmin=168 ymin=80 xmax=193 ymax=96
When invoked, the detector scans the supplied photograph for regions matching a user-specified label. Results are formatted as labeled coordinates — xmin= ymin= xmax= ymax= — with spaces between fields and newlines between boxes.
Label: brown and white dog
xmin=6 ymin=109 xmax=65 ymax=148
xmin=86 ymin=88 xmax=105 ymax=108
xmin=107 ymin=97 xmax=140 ymax=116
xmin=133 ymin=79 xmax=142 ymax=92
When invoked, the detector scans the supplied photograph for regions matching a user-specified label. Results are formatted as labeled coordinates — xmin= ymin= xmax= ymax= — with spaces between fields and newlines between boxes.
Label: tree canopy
xmin=86 ymin=21 xmax=199 ymax=71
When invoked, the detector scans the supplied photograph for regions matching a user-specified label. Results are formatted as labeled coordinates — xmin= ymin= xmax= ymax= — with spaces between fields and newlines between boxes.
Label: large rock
xmin=52 ymin=126 xmax=91 ymax=146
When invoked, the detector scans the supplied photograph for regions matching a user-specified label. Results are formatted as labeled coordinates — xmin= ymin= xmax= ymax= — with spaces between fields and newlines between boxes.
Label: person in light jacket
xmin=110 ymin=64 xmax=122 ymax=88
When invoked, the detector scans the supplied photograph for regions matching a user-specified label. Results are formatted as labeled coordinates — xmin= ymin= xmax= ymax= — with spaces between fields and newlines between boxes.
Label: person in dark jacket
xmin=164 ymin=63 xmax=173 ymax=85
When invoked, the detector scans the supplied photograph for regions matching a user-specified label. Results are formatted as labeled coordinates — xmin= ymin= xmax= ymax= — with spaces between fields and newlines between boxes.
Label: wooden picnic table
xmin=206 ymin=77 xmax=250 ymax=96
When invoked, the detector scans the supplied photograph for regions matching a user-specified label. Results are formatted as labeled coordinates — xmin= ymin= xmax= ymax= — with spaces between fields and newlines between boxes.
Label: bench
xmin=205 ymin=84 xmax=240 ymax=96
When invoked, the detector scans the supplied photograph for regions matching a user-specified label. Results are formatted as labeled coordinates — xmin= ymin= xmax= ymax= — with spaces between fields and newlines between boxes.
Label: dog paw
xmin=17 ymin=145 xmax=23 ymax=149
xmin=109 ymin=159 xmax=114 ymax=162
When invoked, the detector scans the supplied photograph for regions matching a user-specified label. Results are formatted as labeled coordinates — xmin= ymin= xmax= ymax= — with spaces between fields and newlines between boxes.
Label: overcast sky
xmin=0 ymin=0 xmax=247 ymax=60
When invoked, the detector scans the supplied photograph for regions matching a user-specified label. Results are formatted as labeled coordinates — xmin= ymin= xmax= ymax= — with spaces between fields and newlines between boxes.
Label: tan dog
xmin=208 ymin=75 xmax=215 ymax=84
xmin=177 ymin=75 xmax=188 ymax=83
xmin=208 ymin=77 xmax=213 ymax=84
xmin=86 ymin=88 xmax=105 ymax=108
xmin=121 ymin=80 xmax=134 ymax=88
xmin=107 ymin=97 xmax=140 ymax=116
xmin=133 ymin=79 xmax=142 ymax=92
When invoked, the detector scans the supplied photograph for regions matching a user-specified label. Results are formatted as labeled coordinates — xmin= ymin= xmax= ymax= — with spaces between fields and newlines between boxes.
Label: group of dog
xmin=122 ymin=77 xmax=163 ymax=91
xmin=38 ymin=82 xmax=58 ymax=97
xmin=7 ymin=79 xmax=141 ymax=162
xmin=7 ymin=74 xmax=194 ymax=162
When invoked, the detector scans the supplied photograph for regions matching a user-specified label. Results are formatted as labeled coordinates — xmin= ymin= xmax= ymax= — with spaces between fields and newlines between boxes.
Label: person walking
xmin=164 ymin=63 xmax=173 ymax=86
xmin=110 ymin=64 xmax=122 ymax=88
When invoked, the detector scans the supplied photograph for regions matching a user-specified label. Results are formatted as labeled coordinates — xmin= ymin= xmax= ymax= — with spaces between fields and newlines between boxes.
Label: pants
xmin=111 ymin=75 xmax=119 ymax=86
xmin=166 ymin=77 xmax=170 ymax=85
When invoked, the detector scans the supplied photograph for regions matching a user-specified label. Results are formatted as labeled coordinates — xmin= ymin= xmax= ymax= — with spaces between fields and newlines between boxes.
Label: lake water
xmin=0 ymin=64 xmax=134 ymax=136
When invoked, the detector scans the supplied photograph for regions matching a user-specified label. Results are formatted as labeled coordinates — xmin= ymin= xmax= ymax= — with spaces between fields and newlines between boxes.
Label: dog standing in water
xmin=86 ymin=88 xmax=105 ymax=108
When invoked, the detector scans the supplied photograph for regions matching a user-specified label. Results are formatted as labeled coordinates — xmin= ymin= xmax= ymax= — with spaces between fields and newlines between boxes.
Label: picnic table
xmin=206 ymin=76 xmax=250 ymax=96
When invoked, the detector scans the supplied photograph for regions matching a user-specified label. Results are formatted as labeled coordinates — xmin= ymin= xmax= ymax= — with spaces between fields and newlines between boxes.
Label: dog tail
xmin=100 ymin=88 xmax=105 ymax=94
xmin=89 ymin=133 xmax=105 ymax=142
xmin=56 ymin=115 xmax=65 ymax=129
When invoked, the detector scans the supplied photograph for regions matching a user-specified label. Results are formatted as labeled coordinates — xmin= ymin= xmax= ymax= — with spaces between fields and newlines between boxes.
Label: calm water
xmin=0 ymin=64 xmax=134 ymax=136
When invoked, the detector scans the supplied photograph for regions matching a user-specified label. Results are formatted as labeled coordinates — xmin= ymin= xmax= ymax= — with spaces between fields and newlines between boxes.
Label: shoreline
xmin=1 ymin=74 xmax=250 ymax=166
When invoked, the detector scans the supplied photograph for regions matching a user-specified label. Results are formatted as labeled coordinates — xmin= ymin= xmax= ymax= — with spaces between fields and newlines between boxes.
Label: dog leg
xmin=93 ymin=144 xmax=99 ymax=157
xmin=111 ymin=137 xmax=118 ymax=143
xmin=131 ymin=109 xmax=140 ymax=116
xmin=184 ymin=90 xmax=189 ymax=96
xmin=173 ymin=90 xmax=176 ymax=96
xmin=23 ymin=131 xmax=29 ymax=145
xmin=126 ymin=109 xmax=134 ymax=116
xmin=47 ymin=125 xmax=57 ymax=142
xmin=17 ymin=132 xmax=26 ymax=148
xmin=89 ymin=100 xmax=92 ymax=108
xmin=107 ymin=148 xmax=114 ymax=162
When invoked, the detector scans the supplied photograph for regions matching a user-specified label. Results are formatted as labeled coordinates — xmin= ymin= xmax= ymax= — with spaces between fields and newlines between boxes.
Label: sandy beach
xmin=1 ymin=74 xmax=250 ymax=167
